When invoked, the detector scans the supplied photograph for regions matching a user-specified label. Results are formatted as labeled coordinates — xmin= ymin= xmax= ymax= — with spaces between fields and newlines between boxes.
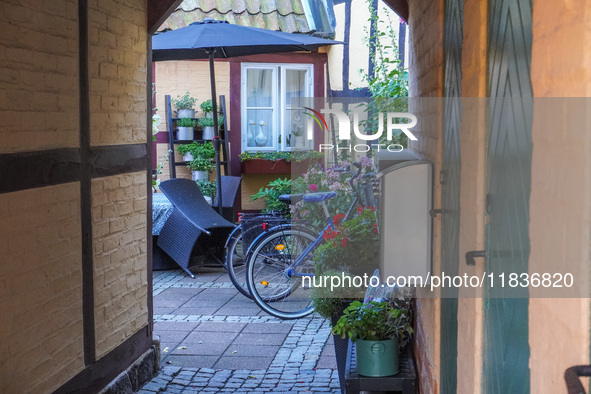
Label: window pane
xmin=246 ymin=69 xmax=273 ymax=107
xmin=285 ymin=69 xmax=307 ymax=102
xmin=286 ymin=108 xmax=311 ymax=149
xmin=246 ymin=109 xmax=274 ymax=149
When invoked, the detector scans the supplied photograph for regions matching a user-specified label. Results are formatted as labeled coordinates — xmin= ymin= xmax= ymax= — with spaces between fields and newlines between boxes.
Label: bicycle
xmin=224 ymin=211 xmax=287 ymax=299
xmin=244 ymin=162 xmax=378 ymax=319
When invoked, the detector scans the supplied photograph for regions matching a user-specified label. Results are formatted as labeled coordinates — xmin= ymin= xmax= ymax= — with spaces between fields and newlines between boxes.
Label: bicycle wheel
xmin=225 ymin=228 xmax=252 ymax=298
xmin=246 ymin=226 xmax=318 ymax=319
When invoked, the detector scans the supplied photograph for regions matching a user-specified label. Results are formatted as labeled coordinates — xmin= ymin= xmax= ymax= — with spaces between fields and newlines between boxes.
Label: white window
xmin=241 ymin=63 xmax=314 ymax=152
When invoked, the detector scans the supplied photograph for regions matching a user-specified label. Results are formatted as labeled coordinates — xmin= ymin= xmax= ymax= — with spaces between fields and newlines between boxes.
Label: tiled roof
xmin=158 ymin=0 xmax=311 ymax=34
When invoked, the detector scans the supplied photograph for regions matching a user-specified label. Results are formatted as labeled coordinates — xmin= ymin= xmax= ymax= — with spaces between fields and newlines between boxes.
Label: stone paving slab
xmin=143 ymin=268 xmax=341 ymax=393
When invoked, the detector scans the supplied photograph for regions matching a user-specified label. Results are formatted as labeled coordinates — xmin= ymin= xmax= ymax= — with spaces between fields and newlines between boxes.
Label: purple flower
xmin=360 ymin=156 xmax=373 ymax=168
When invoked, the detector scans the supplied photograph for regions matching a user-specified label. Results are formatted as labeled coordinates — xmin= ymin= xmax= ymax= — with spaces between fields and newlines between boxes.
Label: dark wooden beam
xmin=147 ymin=0 xmax=183 ymax=34
xmin=382 ymin=0 xmax=409 ymax=23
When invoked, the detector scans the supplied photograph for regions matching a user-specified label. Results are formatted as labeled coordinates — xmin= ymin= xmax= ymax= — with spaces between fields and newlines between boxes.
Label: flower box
xmin=241 ymin=159 xmax=317 ymax=174
xmin=241 ymin=159 xmax=293 ymax=174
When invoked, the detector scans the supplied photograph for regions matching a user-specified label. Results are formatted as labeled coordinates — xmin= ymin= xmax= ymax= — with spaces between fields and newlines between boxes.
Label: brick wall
xmin=153 ymin=60 xmax=231 ymax=183
xmin=0 ymin=0 xmax=153 ymax=391
xmin=0 ymin=1 xmax=85 ymax=392
xmin=88 ymin=0 xmax=148 ymax=146
xmin=0 ymin=0 xmax=79 ymax=153
xmin=406 ymin=0 xmax=445 ymax=392
xmin=92 ymin=172 xmax=148 ymax=359
xmin=0 ymin=184 xmax=84 ymax=393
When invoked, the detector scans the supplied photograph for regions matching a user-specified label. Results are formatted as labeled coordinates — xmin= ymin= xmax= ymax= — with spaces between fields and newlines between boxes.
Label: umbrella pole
xmin=207 ymin=50 xmax=224 ymax=216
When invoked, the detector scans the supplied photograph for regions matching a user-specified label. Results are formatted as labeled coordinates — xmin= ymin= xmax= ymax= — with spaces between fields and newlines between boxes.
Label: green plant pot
xmin=355 ymin=338 xmax=399 ymax=377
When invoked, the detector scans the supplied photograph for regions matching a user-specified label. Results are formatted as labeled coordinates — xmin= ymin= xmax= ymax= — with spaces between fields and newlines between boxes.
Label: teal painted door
xmin=484 ymin=0 xmax=533 ymax=393
xmin=440 ymin=0 xmax=463 ymax=393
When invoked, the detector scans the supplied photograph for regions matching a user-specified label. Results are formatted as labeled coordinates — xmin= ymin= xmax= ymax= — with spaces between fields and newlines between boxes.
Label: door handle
xmin=465 ymin=250 xmax=486 ymax=266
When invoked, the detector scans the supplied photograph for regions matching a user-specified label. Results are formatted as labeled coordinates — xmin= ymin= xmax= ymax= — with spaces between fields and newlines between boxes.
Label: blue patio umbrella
xmin=152 ymin=19 xmax=341 ymax=214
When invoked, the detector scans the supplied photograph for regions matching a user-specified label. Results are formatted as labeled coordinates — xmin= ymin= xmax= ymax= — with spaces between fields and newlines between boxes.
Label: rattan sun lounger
xmin=157 ymin=178 xmax=236 ymax=277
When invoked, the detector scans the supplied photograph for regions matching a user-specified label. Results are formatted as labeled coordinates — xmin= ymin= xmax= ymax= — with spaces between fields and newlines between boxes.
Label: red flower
xmin=340 ymin=237 xmax=348 ymax=247
xmin=309 ymin=184 xmax=318 ymax=192
xmin=367 ymin=206 xmax=375 ymax=212
xmin=357 ymin=204 xmax=363 ymax=214
xmin=333 ymin=213 xmax=346 ymax=226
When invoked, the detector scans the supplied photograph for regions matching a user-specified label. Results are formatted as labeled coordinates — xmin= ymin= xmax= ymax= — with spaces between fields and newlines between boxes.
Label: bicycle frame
xmin=246 ymin=163 xmax=374 ymax=278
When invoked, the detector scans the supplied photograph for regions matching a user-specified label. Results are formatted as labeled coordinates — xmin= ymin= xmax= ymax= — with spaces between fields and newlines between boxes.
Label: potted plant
xmin=196 ymin=179 xmax=216 ymax=200
xmin=332 ymin=300 xmax=413 ymax=377
xmin=176 ymin=117 xmax=196 ymax=141
xmin=311 ymin=269 xmax=364 ymax=392
xmin=180 ymin=141 xmax=215 ymax=181
xmin=238 ymin=150 xmax=324 ymax=174
xmin=172 ymin=92 xmax=197 ymax=118
xmin=250 ymin=177 xmax=292 ymax=217
xmin=198 ymin=116 xmax=224 ymax=140
xmin=199 ymin=99 xmax=214 ymax=118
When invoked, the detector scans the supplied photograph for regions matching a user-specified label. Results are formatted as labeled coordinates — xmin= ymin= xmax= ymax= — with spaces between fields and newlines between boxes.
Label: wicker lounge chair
xmin=157 ymin=178 xmax=236 ymax=277
xmin=211 ymin=175 xmax=242 ymax=222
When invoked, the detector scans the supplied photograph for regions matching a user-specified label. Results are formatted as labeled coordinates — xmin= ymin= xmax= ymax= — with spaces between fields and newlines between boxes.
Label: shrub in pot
xmin=177 ymin=117 xmax=196 ymax=140
xmin=332 ymin=300 xmax=413 ymax=377
xmin=181 ymin=142 xmax=215 ymax=181
xmin=311 ymin=269 xmax=364 ymax=392
xmin=172 ymin=92 xmax=197 ymax=118
xmin=198 ymin=116 xmax=224 ymax=140
xmin=200 ymin=99 xmax=214 ymax=118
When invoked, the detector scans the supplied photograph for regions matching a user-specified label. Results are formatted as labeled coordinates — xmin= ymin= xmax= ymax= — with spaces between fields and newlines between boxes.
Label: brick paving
xmin=140 ymin=268 xmax=341 ymax=393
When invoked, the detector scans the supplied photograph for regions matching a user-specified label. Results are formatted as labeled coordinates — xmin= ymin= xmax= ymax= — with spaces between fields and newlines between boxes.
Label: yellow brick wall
xmin=92 ymin=172 xmax=148 ymax=359
xmin=0 ymin=184 xmax=84 ymax=393
xmin=528 ymin=2 xmax=591 ymax=392
xmin=0 ymin=0 xmax=79 ymax=153
xmin=88 ymin=0 xmax=147 ymax=146
xmin=407 ymin=0 xmax=445 ymax=392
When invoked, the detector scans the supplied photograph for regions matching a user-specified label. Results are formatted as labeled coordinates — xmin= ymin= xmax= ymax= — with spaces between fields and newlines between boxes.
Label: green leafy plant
xmin=199 ymin=99 xmax=213 ymax=113
xmin=312 ymin=207 xmax=379 ymax=277
xmin=177 ymin=118 xmax=196 ymax=127
xmin=177 ymin=142 xmax=215 ymax=172
xmin=238 ymin=150 xmax=324 ymax=162
xmin=311 ymin=269 xmax=364 ymax=324
xmin=196 ymin=179 xmax=217 ymax=199
xmin=332 ymin=301 xmax=413 ymax=349
xmin=171 ymin=91 xmax=197 ymax=110
xmin=251 ymin=177 xmax=292 ymax=216
xmin=198 ymin=116 xmax=225 ymax=127
xmin=152 ymin=150 xmax=171 ymax=192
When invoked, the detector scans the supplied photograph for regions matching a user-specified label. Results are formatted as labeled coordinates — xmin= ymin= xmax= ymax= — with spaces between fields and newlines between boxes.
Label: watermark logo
xmin=302 ymin=107 xmax=418 ymax=153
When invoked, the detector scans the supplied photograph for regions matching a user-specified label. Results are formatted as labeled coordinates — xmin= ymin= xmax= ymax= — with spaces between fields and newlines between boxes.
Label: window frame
xmin=241 ymin=62 xmax=314 ymax=153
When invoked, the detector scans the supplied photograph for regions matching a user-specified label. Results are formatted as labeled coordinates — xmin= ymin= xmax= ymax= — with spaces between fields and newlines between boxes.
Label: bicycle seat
xmin=278 ymin=194 xmax=304 ymax=205
xmin=302 ymin=192 xmax=337 ymax=203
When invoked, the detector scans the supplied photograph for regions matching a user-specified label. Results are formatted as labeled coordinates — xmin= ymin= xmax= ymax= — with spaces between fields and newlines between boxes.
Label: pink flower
xmin=309 ymin=184 xmax=318 ymax=192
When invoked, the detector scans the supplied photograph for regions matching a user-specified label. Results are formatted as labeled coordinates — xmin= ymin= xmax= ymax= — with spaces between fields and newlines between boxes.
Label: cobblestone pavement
xmin=140 ymin=268 xmax=341 ymax=393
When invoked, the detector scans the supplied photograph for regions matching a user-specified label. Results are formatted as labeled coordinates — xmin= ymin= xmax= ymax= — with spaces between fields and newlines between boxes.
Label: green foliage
xmin=291 ymin=162 xmax=366 ymax=230
xmin=361 ymin=1 xmax=408 ymax=99
xmin=172 ymin=91 xmax=197 ymax=110
xmin=332 ymin=301 xmax=413 ymax=348
xmin=310 ymin=269 xmax=364 ymax=323
xmin=196 ymin=179 xmax=217 ymax=199
xmin=238 ymin=150 xmax=324 ymax=162
xmin=356 ymin=1 xmax=409 ymax=150
xmin=251 ymin=178 xmax=292 ymax=216
xmin=199 ymin=99 xmax=213 ymax=113
xmin=177 ymin=117 xmax=196 ymax=127
xmin=312 ymin=207 xmax=379 ymax=277
xmin=197 ymin=116 xmax=225 ymax=127
xmin=177 ymin=142 xmax=215 ymax=172
xmin=152 ymin=150 xmax=171 ymax=192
